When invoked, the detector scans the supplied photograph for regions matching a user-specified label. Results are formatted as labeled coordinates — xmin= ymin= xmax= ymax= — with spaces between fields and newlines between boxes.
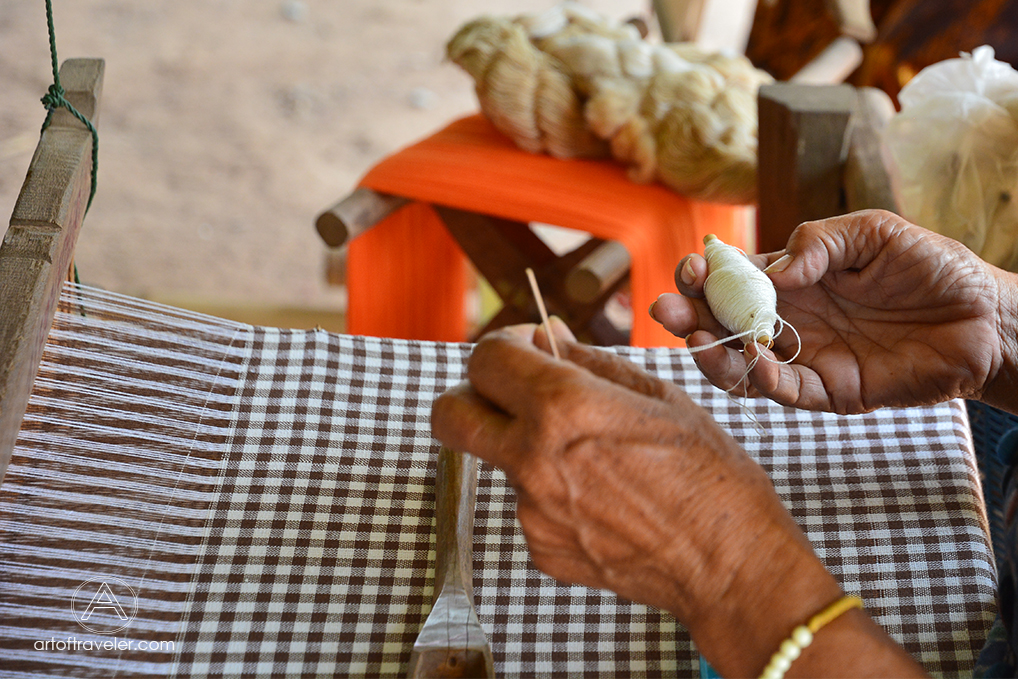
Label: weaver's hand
xmin=432 ymin=322 xmax=845 ymax=677
xmin=652 ymin=210 xmax=1018 ymax=414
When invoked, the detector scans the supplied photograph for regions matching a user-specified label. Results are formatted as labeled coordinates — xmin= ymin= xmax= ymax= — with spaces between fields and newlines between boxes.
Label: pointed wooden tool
xmin=406 ymin=447 xmax=495 ymax=678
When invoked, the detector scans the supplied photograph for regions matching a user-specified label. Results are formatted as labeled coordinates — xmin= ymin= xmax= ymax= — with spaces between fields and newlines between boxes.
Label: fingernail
xmin=648 ymin=300 xmax=658 ymax=321
xmin=680 ymin=259 xmax=696 ymax=286
xmin=764 ymin=253 xmax=793 ymax=274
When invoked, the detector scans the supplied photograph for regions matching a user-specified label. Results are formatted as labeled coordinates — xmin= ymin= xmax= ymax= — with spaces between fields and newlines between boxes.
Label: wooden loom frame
xmin=0 ymin=58 xmax=104 ymax=483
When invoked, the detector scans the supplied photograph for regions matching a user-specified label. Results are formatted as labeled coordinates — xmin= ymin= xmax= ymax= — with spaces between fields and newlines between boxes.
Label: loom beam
xmin=0 ymin=58 xmax=104 ymax=483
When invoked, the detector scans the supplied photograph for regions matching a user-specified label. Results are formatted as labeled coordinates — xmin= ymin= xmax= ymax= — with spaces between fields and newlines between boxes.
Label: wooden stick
xmin=824 ymin=0 xmax=877 ymax=43
xmin=789 ymin=37 xmax=864 ymax=85
xmin=0 ymin=58 xmax=104 ymax=485
xmin=525 ymin=267 xmax=560 ymax=360
xmin=565 ymin=240 xmax=630 ymax=304
xmin=315 ymin=187 xmax=409 ymax=247
xmin=653 ymin=0 xmax=756 ymax=52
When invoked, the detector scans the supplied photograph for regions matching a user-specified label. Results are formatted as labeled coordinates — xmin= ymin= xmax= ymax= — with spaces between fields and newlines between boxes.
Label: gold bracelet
xmin=758 ymin=594 xmax=864 ymax=679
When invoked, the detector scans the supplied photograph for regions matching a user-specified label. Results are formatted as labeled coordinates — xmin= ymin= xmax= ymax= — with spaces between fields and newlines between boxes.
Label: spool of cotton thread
xmin=690 ymin=235 xmax=799 ymax=433
xmin=701 ymin=233 xmax=779 ymax=347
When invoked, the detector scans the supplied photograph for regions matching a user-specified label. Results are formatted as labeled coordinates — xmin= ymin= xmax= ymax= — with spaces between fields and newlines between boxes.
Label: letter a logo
xmin=81 ymin=582 xmax=129 ymax=621
xmin=71 ymin=577 xmax=138 ymax=634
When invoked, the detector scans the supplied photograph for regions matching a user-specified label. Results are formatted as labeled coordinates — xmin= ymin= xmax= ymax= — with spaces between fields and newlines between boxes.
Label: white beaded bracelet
xmin=758 ymin=595 xmax=864 ymax=679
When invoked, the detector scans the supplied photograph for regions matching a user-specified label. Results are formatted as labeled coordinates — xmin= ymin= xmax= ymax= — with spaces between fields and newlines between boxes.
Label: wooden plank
xmin=0 ymin=58 xmax=104 ymax=483
xmin=756 ymin=83 xmax=855 ymax=252
xmin=49 ymin=59 xmax=104 ymax=129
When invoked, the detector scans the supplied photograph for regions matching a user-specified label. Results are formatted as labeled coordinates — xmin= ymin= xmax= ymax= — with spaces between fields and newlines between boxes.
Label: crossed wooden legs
xmin=433 ymin=207 xmax=628 ymax=345
xmin=316 ymin=188 xmax=632 ymax=345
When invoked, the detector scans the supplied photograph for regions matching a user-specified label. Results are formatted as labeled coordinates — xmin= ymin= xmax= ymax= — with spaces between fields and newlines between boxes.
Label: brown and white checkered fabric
xmin=0 ymin=284 xmax=997 ymax=677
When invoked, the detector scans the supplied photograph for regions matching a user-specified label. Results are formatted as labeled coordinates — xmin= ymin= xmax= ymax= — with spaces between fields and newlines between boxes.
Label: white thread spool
xmin=702 ymin=234 xmax=779 ymax=347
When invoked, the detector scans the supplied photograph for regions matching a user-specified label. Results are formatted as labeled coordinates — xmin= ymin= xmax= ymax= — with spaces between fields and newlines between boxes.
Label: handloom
xmin=0 ymin=60 xmax=999 ymax=677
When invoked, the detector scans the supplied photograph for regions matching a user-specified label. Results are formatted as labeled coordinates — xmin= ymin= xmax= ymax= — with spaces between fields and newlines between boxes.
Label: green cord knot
xmin=40 ymin=82 xmax=66 ymax=111
xmin=39 ymin=0 xmax=98 ymax=213
xmin=42 ymin=0 xmax=96 ymax=291
xmin=39 ymin=83 xmax=99 ymax=213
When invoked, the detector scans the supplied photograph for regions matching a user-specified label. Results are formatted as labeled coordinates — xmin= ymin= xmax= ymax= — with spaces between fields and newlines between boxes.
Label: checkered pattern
xmin=620 ymin=348 xmax=996 ymax=675
xmin=0 ymin=284 xmax=998 ymax=678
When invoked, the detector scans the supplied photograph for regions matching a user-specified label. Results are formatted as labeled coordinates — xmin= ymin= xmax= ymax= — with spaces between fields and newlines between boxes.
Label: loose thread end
xmin=691 ymin=317 xmax=803 ymax=432
xmin=725 ymin=350 xmax=767 ymax=436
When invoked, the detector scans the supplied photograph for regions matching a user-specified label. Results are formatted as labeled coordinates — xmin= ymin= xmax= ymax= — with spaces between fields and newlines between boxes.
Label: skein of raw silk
xmin=445 ymin=3 xmax=773 ymax=204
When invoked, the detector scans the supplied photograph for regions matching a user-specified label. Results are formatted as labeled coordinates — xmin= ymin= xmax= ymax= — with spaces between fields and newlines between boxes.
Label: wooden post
xmin=756 ymin=83 xmax=855 ymax=252
xmin=0 ymin=58 xmax=104 ymax=483
xmin=844 ymin=87 xmax=900 ymax=215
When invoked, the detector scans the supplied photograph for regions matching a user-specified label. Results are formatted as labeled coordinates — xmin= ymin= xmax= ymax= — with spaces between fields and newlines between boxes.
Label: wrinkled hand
xmin=652 ymin=210 xmax=1013 ymax=414
xmin=430 ymin=322 xmax=841 ymax=676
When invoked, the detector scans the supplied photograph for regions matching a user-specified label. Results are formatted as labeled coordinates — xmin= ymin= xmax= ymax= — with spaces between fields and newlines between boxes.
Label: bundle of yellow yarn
xmin=446 ymin=2 xmax=772 ymax=205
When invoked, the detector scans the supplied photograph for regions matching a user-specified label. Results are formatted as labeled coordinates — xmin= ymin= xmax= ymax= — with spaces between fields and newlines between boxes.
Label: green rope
xmin=40 ymin=0 xmax=95 ymax=299
xmin=40 ymin=0 xmax=99 ymax=213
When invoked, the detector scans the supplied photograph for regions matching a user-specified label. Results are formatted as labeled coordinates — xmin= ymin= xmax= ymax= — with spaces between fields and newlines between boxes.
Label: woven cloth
xmin=0 ymin=284 xmax=997 ymax=677
xmin=349 ymin=114 xmax=752 ymax=348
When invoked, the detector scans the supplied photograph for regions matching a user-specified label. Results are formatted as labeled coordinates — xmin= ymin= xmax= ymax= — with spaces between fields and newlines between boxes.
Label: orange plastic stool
xmin=339 ymin=114 xmax=752 ymax=348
